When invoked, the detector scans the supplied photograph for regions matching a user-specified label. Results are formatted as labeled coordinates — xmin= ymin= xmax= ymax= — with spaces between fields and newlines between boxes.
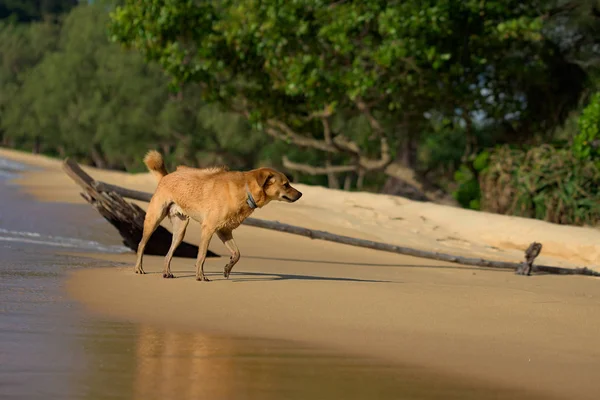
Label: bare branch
xmin=282 ymin=156 xmax=356 ymax=175
xmin=358 ymin=137 xmax=391 ymax=170
xmin=331 ymin=134 xmax=361 ymax=153
xmin=265 ymin=122 xmax=338 ymax=153
xmin=302 ymin=104 xmax=335 ymax=122
xmin=383 ymin=161 xmax=425 ymax=192
xmin=267 ymin=118 xmax=392 ymax=173
xmin=354 ymin=96 xmax=384 ymax=136
xmin=256 ymin=103 xmax=392 ymax=178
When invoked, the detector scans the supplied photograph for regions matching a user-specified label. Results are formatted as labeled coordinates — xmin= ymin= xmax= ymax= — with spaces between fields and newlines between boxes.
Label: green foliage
xmin=108 ymin=0 xmax=564 ymax=186
xmin=479 ymin=145 xmax=600 ymax=226
xmin=0 ymin=19 xmax=61 ymax=145
xmin=0 ymin=3 xmax=269 ymax=171
xmin=109 ymin=0 xmax=549 ymax=110
xmin=453 ymin=165 xmax=480 ymax=210
xmin=574 ymin=92 xmax=600 ymax=164
xmin=452 ymin=151 xmax=490 ymax=210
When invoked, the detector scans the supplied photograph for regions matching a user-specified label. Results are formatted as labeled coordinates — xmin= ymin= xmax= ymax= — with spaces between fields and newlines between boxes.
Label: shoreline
xmin=3 ymin=146 xmax=600 ymax=399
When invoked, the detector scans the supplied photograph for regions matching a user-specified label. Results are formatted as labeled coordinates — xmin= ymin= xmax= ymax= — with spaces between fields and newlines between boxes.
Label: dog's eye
xmin=284 ymin=182 xmax=290 ymax=188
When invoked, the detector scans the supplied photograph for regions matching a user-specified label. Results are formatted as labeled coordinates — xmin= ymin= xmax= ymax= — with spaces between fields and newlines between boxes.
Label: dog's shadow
xmin=244 ymin=255 xmax=509 ymax=272
xmin=231 ymin=271 xmax=391 ymax=283
xmin=173 ymin=271 xmax=391 ymax=283
xmin=166 ymin=253 xmax=512 ymax=283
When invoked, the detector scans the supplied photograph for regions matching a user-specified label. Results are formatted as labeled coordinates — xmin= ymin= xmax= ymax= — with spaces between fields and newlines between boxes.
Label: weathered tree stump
xmin=62 ymin=158 xmax=218 ymax=258
xmin=515 ymin=242 xmax=543 ymax=276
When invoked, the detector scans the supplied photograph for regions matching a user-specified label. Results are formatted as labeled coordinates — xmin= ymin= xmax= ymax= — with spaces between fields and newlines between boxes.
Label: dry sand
xmin=2 ymin=147 xmax=600 ymax=399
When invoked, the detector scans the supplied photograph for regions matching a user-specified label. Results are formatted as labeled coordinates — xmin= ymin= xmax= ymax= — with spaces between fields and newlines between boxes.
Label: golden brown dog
xmin=134 ymin=151 xmax=302 ymax=281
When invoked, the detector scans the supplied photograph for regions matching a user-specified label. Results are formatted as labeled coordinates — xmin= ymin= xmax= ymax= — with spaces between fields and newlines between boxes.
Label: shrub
xmin=574 ymin=92 xmax=600 ymax=164
xmin=452 ymin=151 xmax=490 ymax=210
xmin=479 ymin=144 xmax=600 ymax=226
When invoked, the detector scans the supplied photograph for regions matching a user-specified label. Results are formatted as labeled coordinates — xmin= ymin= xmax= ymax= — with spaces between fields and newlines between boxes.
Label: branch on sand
xmin=62 ymin=158 xmax=599 ymax=277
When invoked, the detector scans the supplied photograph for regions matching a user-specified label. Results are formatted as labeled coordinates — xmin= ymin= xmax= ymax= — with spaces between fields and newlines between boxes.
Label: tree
xmin=0 ymin=19 xmax=61 ymax=147
xmin=108 ymin=0 xmax=583 ymax=197
xmin=1 ymin=3 xmax=270 ymax=171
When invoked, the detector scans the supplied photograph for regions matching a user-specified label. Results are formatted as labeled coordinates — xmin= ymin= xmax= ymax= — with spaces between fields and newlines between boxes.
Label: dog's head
xmin=252 ymin=168 xmax=302 ymax=204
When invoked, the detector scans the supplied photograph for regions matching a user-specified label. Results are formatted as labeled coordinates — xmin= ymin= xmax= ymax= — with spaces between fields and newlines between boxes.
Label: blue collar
xmin=246 ymin=184 xmax=257 ymax=209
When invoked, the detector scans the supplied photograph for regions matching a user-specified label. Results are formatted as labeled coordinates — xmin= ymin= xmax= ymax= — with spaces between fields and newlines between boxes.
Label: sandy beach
xmin=2 ymin=146 xmax=600 ymax=400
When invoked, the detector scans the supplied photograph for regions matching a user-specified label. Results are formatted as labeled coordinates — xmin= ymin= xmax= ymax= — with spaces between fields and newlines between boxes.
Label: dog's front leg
xmin=217 ymin=229 xmax=240 ymax=279
xmin=195 ymin=224 xmax=216 ymax=282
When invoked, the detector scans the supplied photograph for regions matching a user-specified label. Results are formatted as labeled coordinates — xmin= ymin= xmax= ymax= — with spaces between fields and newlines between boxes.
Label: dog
xmin=134 ymin=150 xmax=302 ymax=281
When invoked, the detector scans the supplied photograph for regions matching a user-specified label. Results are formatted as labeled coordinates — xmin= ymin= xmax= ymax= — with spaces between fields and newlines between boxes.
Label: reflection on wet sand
xmin=132 ymin=326 xmax=236 ymax=400
xmin=117 ymin=325 xmax=549 ymax=400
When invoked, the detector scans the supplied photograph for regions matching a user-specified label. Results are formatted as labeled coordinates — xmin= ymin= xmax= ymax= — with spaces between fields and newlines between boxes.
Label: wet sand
xmin=2 ymin=147 xmax=600 ymax=399
xmin=67 ymin=246 xmax=600 ymax=400
xmin=75 ymin=322 xmax=553 ymax=400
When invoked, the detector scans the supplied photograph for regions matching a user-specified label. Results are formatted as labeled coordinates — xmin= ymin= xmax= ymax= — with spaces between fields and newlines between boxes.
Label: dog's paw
xmin=196 ymin=276 xmax=211 ymax=282
xmin=135 ymin=269 xmax=146 ymax=275
xmin=163 ymin=273 xmax=175 ymax=279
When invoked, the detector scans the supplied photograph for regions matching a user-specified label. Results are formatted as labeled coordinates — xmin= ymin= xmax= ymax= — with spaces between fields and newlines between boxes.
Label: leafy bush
xmin=574 ymin=92 xmax=600 ymax=164
xmin=479 ymin=144 xmax=600 ymax=226
xmin=452 ymin=151 xmax=490 ymax=210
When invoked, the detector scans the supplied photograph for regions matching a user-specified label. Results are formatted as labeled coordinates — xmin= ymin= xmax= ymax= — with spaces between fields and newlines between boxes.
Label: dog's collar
xmin=245 ymin=184 xmax=257 ymax=209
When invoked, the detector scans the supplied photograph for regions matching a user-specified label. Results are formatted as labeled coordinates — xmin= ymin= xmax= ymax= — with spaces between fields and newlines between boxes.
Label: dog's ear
xmin=255 ymin=168 xmax=274 ymax=188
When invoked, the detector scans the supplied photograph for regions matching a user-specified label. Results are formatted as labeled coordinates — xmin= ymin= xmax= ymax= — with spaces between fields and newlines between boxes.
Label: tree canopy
xmin=0 ymin=2 xmax=269 ymax=171
xmin=108 ymin=0 xmax=589 ymax=193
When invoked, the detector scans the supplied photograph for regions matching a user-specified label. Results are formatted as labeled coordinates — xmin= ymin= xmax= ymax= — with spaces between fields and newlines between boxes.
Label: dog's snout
xmin=289 ymin=190 xmax=302 ymax=202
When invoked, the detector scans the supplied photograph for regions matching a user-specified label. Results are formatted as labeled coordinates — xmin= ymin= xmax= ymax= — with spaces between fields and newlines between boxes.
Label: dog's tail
xmin=143 ymin=150 xmax=168 ymax=182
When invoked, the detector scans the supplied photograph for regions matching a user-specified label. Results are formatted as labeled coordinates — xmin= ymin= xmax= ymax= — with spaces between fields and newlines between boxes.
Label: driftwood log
xmin=62 ymin=159 xmax=218 ymax=258
xmin=63 ymin=158 xmax=600 ymax=277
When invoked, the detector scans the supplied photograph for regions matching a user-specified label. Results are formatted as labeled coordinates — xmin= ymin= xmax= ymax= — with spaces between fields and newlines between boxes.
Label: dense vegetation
xmin=2 ymin=1 xmax=600 ymax=225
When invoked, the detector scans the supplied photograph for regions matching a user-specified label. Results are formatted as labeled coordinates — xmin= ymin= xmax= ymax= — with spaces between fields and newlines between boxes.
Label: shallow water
xmin=0 ymin=157 xmax=546 ymax=400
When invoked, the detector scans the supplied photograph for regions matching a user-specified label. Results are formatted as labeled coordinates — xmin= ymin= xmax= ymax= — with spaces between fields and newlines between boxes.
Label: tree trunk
xmin=343 ymin=173 xmax=353 ymax=191
xmin=356 ymin=169 xmax=365 ymax=191
xmin=33 ymin=136 xmax=41 ymax=154
xmin=325 ymin=160 xmax=340 ymax=189
xmin=381 ymin=119 xmax=431 ymax=201
xmin=462 ymin=109 xmax=477 ymax=162
xmin=90 ymin=145 xmax=107 ymax=169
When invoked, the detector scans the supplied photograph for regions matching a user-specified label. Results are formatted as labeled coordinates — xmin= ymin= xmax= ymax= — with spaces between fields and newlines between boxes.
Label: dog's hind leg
xmin=217 ymin=229 xmax=240 ymax=279
xmin=195 ymin=223 xmax=217 ymax=282
xmin=134 ymin=197 xmax=169 ymax=274
xmin=162 ymin=213 xmax=189 ymax=279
